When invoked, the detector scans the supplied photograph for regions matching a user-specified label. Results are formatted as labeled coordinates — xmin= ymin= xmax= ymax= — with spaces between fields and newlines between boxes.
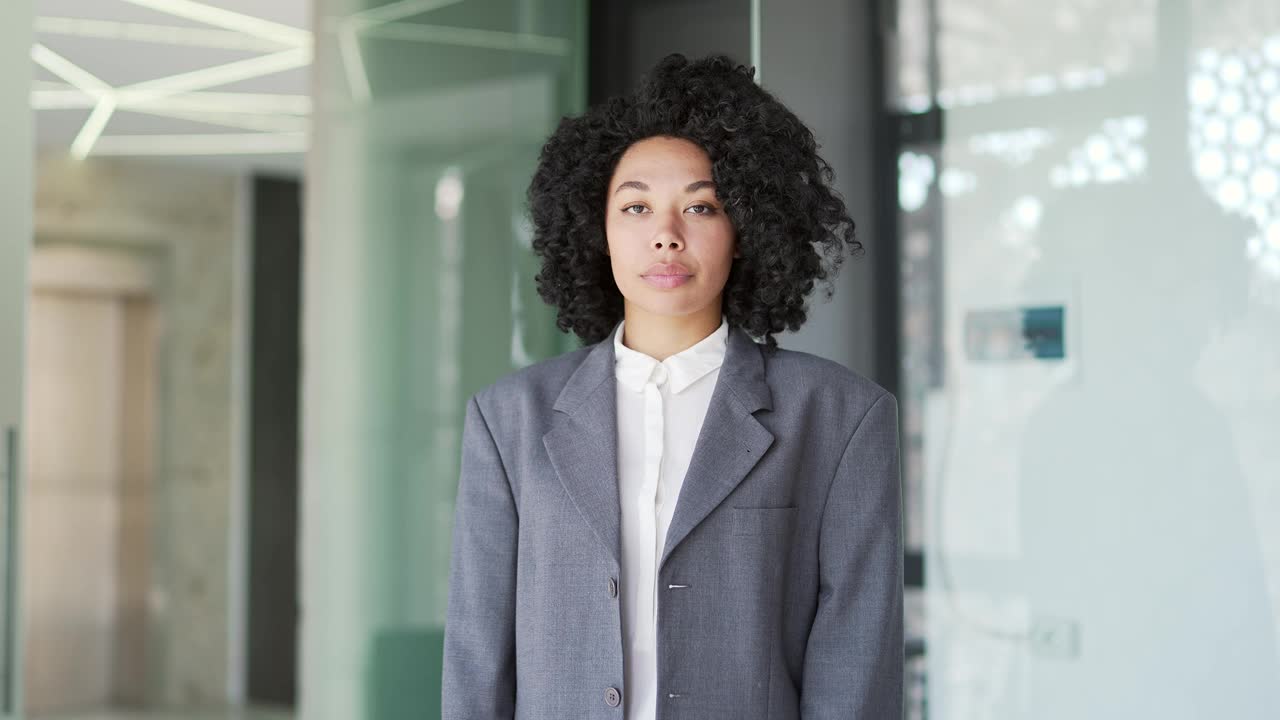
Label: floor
xmin=31 ymin=709 xmax=292 ymax=720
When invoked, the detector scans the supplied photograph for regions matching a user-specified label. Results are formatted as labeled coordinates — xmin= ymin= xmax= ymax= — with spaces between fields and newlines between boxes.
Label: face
xmin=604 ymin=135 xmax=737 ymax=320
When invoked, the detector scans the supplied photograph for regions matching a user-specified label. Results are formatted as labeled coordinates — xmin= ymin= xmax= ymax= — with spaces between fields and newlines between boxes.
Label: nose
xmin=652 ymin=213 xmax=684 ymax=251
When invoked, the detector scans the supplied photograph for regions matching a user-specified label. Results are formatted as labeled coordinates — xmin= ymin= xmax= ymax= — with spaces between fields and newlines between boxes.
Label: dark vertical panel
xmin=247 ymin=175 xmax=301 ymax=705
xmin=587 ymin=0 xmax=630 ymax=104
xmin=588 ymin=0 xmax=752 ymax=104
xmin=758 ymin=0 xmax=881 ymax=371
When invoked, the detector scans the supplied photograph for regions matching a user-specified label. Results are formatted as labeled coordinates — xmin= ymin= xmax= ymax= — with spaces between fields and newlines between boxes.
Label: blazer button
xmin=608 ymin=577 xmax=618 ymax=598
xmin=604 ymin=686 xmax=621 ymax=707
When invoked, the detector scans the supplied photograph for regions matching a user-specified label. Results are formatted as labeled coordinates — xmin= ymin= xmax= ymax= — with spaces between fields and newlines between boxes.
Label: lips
xmin=641 ymin=262 xmax=693 ymax=289
xmin=642 ymin=262 xmax=692 ymax=278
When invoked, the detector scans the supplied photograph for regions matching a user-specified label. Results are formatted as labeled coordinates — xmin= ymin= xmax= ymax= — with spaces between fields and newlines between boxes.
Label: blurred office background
xmin=0 ymin=0 xmax=1278 ymax=718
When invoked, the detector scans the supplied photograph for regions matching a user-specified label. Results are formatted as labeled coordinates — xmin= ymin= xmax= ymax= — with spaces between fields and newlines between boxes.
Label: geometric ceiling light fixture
xmin=35 ymin=15 xmax=293 ymax=52
xmin=115 ymin=0 xmax=310 ymax=47
xmin=90 ymin=131 xmax=306 ymax=156
xmin=32 ymin=85 xmax=311 ymax=116
xmin=31 ymin=0 xmax=312 ymax=158
xmin=113 ymin=47 xmax=311 ymax=106
xmin=30 ymin=43 xmax=117 ymax=158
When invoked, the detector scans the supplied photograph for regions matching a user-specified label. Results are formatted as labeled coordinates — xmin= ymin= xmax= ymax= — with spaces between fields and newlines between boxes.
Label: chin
xmin=631 ymin=295 xmax=714 ymax=318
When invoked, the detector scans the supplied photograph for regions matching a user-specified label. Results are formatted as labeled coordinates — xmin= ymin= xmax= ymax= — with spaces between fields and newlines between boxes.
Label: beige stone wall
xmin=32 ymin=152 xmax=240 ymax=706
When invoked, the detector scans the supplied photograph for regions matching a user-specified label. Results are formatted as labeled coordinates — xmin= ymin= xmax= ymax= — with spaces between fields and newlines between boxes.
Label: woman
xmin=443 ymin=53 xmax=902 ymax=719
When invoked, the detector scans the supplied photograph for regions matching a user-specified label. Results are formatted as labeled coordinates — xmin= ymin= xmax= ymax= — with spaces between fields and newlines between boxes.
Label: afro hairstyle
xmin=526 ymin=52 xmax=861 ymax=352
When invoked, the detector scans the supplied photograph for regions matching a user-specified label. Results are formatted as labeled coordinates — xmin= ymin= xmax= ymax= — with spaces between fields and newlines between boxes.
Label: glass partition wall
xmin=889 ymin=1 xmax=1280 ymax=717
xmin=302 ymin=2 xmax=586 ymax=718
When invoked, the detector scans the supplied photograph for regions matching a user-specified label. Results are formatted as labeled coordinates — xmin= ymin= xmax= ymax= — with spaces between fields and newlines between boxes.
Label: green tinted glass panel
xmin=302 ymin=2 xmax=586 ymax=718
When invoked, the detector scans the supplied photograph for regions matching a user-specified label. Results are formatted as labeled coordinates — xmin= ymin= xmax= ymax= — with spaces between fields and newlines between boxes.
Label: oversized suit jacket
xmin=442 ymin=322 xmax=903 ymax=719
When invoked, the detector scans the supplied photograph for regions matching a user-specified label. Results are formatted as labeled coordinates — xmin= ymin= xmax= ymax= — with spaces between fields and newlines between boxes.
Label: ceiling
xmin=32 ymin=0 xmax=311 ymax=174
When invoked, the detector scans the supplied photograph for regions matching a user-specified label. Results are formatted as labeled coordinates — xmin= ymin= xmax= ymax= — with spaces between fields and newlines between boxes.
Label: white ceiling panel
xmin=39 ymin=0 xmax=220 ymax=29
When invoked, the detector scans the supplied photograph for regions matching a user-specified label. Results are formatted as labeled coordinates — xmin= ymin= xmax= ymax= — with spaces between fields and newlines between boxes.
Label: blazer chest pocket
xmin=731 ymin=506 xmax=798 ymax=535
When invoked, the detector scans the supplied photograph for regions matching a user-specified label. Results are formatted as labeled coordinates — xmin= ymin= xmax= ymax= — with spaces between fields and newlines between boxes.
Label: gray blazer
xmin=442 ymin=322 xmax=903 ymax=719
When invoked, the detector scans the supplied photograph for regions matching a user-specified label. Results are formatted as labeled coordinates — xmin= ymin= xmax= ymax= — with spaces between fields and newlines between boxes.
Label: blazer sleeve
xmin=800 ymin=392 xmax=904 ymax=719
xmin=442 ymin=392 xmax=518 ymax=719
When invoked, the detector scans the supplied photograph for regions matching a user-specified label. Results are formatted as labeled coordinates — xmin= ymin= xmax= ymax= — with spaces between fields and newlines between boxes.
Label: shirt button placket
xmin=645 ymin=364 xmax=666 ymax=630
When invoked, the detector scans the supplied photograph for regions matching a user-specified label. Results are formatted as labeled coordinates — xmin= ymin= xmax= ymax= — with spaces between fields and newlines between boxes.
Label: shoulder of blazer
xmin=760 ymin=344 xmax=894 ymax=405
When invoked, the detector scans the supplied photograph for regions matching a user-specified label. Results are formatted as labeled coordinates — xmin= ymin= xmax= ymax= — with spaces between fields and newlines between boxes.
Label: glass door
xmin=0 ymin=2 xmax=33 ymax=719
xmin=889 ymin=0 xmax=1280 ymax=717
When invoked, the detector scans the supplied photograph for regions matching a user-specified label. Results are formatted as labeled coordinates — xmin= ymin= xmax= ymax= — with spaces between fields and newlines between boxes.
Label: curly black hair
xmin=527 ymin=52 xmax=861 ymax=352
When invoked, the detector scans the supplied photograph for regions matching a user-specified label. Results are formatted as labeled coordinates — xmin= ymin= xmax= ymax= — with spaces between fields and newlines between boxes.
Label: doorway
xmin=21 ymin=245 xmax=159 ymax=716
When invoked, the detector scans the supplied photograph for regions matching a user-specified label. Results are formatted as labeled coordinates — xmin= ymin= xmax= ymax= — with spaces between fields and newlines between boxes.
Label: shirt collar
xmin=613 ymin=315 xmax=729 ymax=394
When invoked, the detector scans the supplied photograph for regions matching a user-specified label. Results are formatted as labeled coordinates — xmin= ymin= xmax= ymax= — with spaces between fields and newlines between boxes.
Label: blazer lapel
xmin=542 ymin=322 xmax=775 ymax=573
xmin=660 ymin=325 xmax=773 ymax=570
xmin=543 ymin=325 xmax=623 ymax=570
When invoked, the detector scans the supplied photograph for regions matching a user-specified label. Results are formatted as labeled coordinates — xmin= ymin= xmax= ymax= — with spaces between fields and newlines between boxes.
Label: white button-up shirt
xmin=612 ymin=314 xmax=729 ymax=719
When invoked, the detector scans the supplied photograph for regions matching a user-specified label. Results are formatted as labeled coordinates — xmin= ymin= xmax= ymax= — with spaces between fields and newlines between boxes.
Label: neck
xmin=620 ymin=302 xmax=722 ymax=361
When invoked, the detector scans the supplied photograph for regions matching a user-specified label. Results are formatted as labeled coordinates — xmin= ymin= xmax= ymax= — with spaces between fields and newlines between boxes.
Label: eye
xmin=622 ymin=204 xmax=649 ymax=215
xmin=687 ymin=204 xmax=716 ymax=215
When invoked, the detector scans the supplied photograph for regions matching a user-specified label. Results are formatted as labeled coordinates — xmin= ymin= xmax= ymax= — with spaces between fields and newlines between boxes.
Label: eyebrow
xmin=613 ymin=179 xmax=716 ymax=195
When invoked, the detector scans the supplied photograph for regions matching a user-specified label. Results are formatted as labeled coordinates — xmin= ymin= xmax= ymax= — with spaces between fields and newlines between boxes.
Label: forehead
xmin=611 ymin=136 xmax=712 ymax=183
